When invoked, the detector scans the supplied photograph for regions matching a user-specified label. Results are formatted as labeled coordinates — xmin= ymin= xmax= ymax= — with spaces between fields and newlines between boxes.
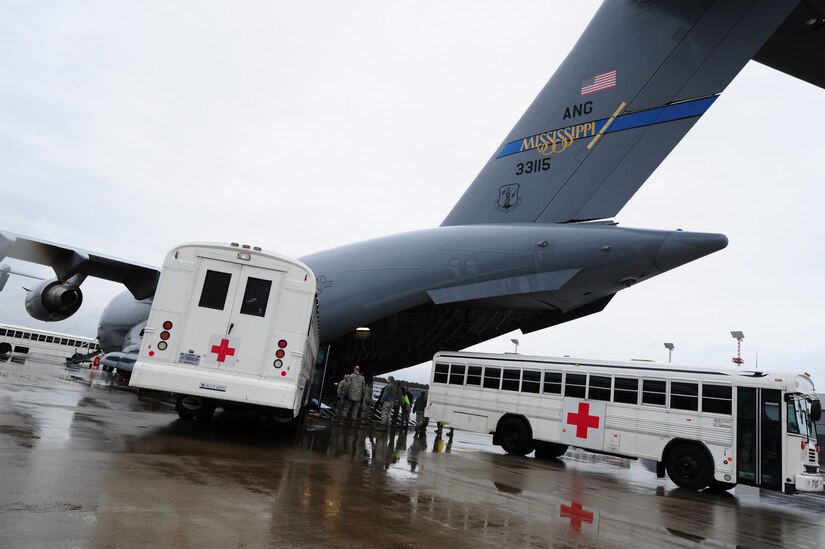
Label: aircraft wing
xmin=0 ymin=230 xmax=159 ymax=300
xmin=442 ymin=0 xmax=804 ymax=226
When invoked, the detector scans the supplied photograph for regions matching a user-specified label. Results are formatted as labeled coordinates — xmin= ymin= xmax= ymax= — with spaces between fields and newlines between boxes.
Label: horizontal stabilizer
xmin=753 ymin=0 xmax=825 ymax=90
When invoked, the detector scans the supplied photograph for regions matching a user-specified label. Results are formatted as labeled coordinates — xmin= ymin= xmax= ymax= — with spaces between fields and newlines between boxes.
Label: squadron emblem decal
xmin=496 ymin=184 xmax=521 ymax=212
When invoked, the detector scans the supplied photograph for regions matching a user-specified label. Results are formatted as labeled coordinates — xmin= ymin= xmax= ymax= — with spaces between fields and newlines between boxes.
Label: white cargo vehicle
xmin=130 ymin=243 xmax=319 ymax=428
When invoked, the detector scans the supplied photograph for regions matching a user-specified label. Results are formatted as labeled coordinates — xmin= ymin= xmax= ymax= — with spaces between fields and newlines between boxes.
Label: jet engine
xmin=25 ymin=279 xmax=84 ymax=321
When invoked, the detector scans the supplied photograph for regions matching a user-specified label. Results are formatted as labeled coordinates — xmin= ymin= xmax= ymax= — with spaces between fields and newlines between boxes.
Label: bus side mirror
xmin=812 ymin=400 xmax=822 ymax=422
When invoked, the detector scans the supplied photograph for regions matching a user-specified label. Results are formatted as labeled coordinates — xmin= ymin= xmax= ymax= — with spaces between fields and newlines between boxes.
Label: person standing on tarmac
xmin=340 ymin=365 xmax=365 ymax=424
xmin=335 ymin=374 xmax=351 ymax=421
xmin=360 ymin=381 xmax=374 ymax=423
xmin=376 ymin=376 xmax=399 ymax=430
xmin=413 ymin=391 xmax=428 ymax=436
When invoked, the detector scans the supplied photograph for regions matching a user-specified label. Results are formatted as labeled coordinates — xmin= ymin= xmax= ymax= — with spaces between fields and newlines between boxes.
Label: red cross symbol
xmin=560 ymin=502 xmax=594 ymax=531
xmin=211 ymin=338 xmax=236 ymax=362
xmin=567 ymin=402 xmax=600 ymax=438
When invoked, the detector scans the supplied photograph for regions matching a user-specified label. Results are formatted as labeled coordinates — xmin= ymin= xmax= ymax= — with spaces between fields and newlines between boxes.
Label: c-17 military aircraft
xmin=1 ymin=0 xmax=823 ymax=378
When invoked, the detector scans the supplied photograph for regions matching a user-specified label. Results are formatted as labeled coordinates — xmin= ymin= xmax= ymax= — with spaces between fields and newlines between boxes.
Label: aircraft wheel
xmin=666 ymin=443 xmax=712 ymax=490
xmin=498 ymin=417 xmax=534 ymax=456
xmin=535 ymin=441 xmax=568 ymax=459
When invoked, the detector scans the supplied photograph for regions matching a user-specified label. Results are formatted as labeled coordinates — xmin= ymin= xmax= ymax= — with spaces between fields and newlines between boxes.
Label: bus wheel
xmin=666 ymin=443 xmax=712 ymax=490
xmin=708 ymin=480 xmax=737 ymax=492
xmin=498 ymin=417 xmax=534 ymax=456
xmin=178 ymin=411 xmax=195 ymax=421
xmin=535 ymin=441 xmax=568 ymax=459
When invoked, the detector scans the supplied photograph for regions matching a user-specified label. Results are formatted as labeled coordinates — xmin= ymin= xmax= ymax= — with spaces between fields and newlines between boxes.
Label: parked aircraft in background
xmin=2 ymin=0 xmax=823 ymax=378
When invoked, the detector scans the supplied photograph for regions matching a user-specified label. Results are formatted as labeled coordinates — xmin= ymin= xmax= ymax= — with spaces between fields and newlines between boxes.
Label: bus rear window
xmin=198 ymin=270 xmax=232 ymax=311
xmin=240 ymin=277 xmax=272 ymax=317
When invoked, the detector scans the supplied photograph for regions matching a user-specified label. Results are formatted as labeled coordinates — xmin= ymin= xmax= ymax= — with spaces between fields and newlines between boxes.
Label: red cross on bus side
xmin=560 ymin=400 xmax=606 ymax=449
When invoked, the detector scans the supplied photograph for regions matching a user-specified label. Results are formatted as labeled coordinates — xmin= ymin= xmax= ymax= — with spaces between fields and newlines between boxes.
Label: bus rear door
xmin=178 ymin=256 xmax=284 ymax=376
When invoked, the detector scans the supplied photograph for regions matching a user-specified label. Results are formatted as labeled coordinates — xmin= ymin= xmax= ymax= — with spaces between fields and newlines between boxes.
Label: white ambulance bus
xmin=427 ymin=351 xmax=823 ymax=494
xmin=0 ymin=323 xmax=101 ymax=362
xmin=130 ymin=243 xmax=319 ymax=428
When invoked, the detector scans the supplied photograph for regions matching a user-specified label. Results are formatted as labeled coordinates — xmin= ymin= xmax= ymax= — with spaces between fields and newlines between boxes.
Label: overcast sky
xmin=1 ymin=1 xmax=823 ymax=385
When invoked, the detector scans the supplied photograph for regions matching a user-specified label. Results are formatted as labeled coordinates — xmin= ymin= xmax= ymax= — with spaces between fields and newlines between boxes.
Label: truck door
xmin=177 ymin=257 xmax=284 ymax=375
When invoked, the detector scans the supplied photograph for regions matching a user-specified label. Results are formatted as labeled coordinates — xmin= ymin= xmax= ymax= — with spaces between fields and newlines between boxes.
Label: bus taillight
xmin=278 ymin=339 xmax=287 ymax=349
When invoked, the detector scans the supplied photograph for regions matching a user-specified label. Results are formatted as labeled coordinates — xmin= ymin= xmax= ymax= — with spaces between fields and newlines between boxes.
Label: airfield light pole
xmin=731 ymin=331 xmax=744 ymax=366
xmin=663 ymin=342 xmax=674 ymax=364
xmin=511 ymin=338 xmax=519 ymax=354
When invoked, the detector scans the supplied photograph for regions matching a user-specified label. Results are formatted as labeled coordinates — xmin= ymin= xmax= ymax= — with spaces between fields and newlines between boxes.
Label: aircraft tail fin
xmin=441 ymin=0 xmax=799 ymax=226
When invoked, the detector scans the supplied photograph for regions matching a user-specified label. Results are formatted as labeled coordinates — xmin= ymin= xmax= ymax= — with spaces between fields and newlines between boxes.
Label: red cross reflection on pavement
xmin=560 ymin=502 xmax=594 ymax=531
xmin=211 ymin=338 xmax=236 ymax=362
xmin=566 ymin=402 xmax=600 ymax=438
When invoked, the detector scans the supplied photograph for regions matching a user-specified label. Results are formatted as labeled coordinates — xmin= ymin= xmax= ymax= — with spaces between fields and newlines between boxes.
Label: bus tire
xmin=708 ymin=479 xmax=737 ymax=492
xmin=498 ymin=417 xmax=535 ymax=456
xmin=535 ymin=441 xmax=568 ymax=459
xmin=0 ymin=342 xmax=11 ymax=355
xmin=178 ymin=411 xmax=195 ymax=421
xmin=666 ymin=443 xmax=712 ymax=490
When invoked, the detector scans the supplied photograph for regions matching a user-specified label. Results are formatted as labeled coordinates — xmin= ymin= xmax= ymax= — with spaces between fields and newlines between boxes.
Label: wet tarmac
xmin=1 ymin=356 xmax=823 ymax=548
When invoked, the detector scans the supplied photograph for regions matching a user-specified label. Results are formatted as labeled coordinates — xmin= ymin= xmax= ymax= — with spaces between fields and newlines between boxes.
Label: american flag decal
xmin=581 ymin=69 xmax=617 ymax=95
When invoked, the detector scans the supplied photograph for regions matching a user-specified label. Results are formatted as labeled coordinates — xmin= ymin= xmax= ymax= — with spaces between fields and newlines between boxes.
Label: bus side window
xmin=702 ymin=384 xmax=732 ymax=414
xmin=14 ymin=331 xmax=23 ymax=338
xmin=60 ymin=338 xmax=68 ymax=346
xmin=642 ymin=380 xmax=666 ymax=406
xmin=614 ymin=377 xmax=639 ymax=404
xmin=670 ymin=382 xmax=699 ymax=411
xmin=433 ymin=362 xmax=449 ymax=384
xmin=198 ymin=270 xmax=232 ymax=311
xmin=39 ymin=335 xmax=47 ymax=342
xmin=449 ymin=363 xmax=466 ymax=385
xmin=23 ymin=333 xmax=30 ymax=340
xmin=565 ymin=373 xmax=587 ymax=398
xmin=483 ymin=367 xmax=501 ymax=390
xmin=588 ymin=375 xmax=611 ymax=401
xmin=466 ymin=365 xmax=482 ymax=386
xmin=0 ymin=328 xmax=6 ymax=336
xmin=543 ymin=371 xmax=562 ymax=394
xmin=502 ymin=369 xmax=520 ymax=391
xmin=522 ymin=369 xmax=541 ymax=393
xmin=46 ymin=336 xmax=54 ymax=343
